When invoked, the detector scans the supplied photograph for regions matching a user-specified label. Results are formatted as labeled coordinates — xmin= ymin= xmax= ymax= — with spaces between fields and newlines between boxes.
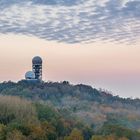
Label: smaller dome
xmin=32 ymin=56 xmax=42 ymax=64
xmin=25 ymin=71 xmax=35 ymax=80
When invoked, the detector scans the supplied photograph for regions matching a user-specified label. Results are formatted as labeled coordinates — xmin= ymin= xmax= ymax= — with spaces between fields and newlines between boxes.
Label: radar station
xmin=25 ymin=56 xmax=43 ymax=81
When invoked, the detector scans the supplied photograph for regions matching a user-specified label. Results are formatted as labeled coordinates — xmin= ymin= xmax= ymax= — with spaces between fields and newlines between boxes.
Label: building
xmin=25 ymin=56 xmax=43 ymax=81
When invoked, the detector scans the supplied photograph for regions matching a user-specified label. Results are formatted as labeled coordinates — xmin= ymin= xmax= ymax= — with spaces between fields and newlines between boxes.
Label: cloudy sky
xmin=0 ymin=0 xmax=140 ymax=98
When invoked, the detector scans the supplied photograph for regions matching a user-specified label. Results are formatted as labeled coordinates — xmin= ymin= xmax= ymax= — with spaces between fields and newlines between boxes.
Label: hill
xmin=0 ymin=81 xmax=140 ymax=140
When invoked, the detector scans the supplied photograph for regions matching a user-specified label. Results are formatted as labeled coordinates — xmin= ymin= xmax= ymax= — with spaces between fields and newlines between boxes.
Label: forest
xmin=0 ymin=81 xmax=140 ymax=140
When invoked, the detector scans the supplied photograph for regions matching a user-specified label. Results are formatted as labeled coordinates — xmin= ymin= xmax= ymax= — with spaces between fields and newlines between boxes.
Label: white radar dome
xmin=25 ymin=71 xmax=35 ymax=80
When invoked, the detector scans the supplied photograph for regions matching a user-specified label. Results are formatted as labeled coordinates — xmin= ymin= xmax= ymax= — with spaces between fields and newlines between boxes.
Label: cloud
xmin=0 ymin=0 xmax=140 ymax=44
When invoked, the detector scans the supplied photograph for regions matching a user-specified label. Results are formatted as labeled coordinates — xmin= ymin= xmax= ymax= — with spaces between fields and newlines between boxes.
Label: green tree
xmin=91 ymin=135 xmax=104 ymax=140
xmin=0 ymin=124 xmax=6 ymax=140
xmin=118 ymin=137 xmax=129 ymax=140
xmin=6 ymin=130 xmax=26 ymax=140
xmin=27 ymin=124 xmax=46 ymax=140
xmin=41 ymin=121 xmax=57 ymax=140
xmin=64 ymin=128 xmax=84 ymax=140
xmin=0 ymin=96 xmax=37 ymax=124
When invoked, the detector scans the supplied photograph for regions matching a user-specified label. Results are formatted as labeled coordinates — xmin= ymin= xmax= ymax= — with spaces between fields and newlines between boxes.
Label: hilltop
xmin=0 ymin=81 xmax=140 ymax=140
xmin=0 ymin=81 xmax=140 ymax=127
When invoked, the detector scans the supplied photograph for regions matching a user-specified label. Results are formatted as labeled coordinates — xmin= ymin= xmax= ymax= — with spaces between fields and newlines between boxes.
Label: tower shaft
xmin=32 ymin=56 xmax=43 ymax=81
xmin=32 ymin=64 xmax=42 ymax=80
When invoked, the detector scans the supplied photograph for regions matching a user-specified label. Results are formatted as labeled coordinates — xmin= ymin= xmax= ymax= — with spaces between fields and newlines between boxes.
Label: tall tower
xmin=32 ymin=56 xmax=42 ymax=80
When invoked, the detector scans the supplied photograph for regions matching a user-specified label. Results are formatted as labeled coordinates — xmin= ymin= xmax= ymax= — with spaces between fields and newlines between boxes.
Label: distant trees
xmin=0 ymin=96 xmax=37 ymax=124
xmin=0 ymin=95 xmax=87 ymax=140
xmin=35 ymin=103 xmax=59 ymax=122
xmin=0 ymin=81 xmax=139 ymax=140
xmin=91 ymin=135 xmax=129 ymax=140
xmin=6 ymin=130 xmax=26 ymax=140
xmin=91 ymin=135 xmax=104 ymax=140
xmin=0 ymin=95 xmax=139 ymax=140
xmin=99 ymin=124 xmax=140 ymax=140
xmin=64 ymin=128 xmax=84 ymax=140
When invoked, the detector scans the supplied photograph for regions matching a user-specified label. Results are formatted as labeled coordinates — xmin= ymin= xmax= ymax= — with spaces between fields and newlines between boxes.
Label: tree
xmin=64 ymin=128 xmax=84 ymax=140
xmin=0 ymin=124 xmax=6 ymax=140
xmin=27 ymin=124 xmax=46 ymax=140
xmin=91 ymin=135 xmax=104 ymax=140
xmin=6 ymin=130 xmax=26 ymax=140
xmin=119 ymin=137 xmax=129 ymax=140
xmin=41 ymin=121 xmax=57 ymax=140
xmin=0 ymin=96 xmax=37 ymax=124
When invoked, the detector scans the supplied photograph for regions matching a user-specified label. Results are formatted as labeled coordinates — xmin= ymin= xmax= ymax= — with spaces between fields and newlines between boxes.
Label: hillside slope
xmin=0 ymin=80 xmax=140 ymax=131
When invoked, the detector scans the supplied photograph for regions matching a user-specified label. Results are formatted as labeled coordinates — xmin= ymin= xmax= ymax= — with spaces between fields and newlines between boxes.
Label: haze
xmin=0 ymin=34 xmax=140 ymax=98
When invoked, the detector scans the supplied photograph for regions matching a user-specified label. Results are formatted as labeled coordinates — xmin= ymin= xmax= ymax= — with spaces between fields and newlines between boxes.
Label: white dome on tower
xmin=25 ymin=71 xmax=35 ymax=80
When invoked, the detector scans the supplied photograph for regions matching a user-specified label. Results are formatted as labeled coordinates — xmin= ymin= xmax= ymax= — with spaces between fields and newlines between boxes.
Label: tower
xmin=32 ymin=56 xmax=42 ymax=80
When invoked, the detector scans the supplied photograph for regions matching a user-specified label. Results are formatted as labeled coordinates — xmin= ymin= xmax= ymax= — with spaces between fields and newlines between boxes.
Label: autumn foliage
xmin=0 ymin=81 xmax=140 ymax=140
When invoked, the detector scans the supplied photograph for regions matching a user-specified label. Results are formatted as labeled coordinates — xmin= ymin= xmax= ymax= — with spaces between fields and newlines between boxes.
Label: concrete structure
xmin=25 ymin=56 xmax=43 ymax=81
xmin=32 ymin=56 xmax=42 ymax=80
xmin=25 ymin=71 xmax=35 ymax=80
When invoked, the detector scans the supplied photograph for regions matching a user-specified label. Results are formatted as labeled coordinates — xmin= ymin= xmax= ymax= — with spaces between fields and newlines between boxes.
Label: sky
xmin=0 ymin=0 xmax=140 ymax=98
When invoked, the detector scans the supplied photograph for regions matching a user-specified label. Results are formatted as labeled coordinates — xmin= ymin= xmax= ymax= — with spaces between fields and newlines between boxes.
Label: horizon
xmin=0 ymin=34 xmax=140 ymax=98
